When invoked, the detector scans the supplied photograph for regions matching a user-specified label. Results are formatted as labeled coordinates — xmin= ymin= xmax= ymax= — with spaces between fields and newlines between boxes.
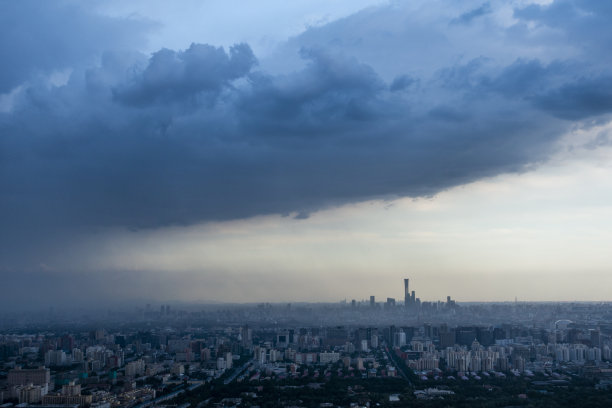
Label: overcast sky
xmin=2 ymin=0 xmax=612 ymax=308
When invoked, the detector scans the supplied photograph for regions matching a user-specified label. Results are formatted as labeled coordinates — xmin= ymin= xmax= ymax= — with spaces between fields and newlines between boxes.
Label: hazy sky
xmin=2 ymin=0 xmax=612 ymax=308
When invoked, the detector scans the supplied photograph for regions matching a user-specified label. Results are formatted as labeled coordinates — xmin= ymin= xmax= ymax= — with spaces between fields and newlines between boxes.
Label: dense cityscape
xmin=4 ymin=0 xmax=612 ymax=407
xmin=2 ymin=279 xmax=612 ymax=407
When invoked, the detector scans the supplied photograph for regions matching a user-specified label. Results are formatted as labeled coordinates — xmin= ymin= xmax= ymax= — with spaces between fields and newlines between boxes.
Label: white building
xmin=217 ymin=357 xmax=226 ymax=370
xmin=45 ymin=350 xmax=67 ymax=366
xmin=125 ymin=359 xmax=145 ymax=377
xmin=319 ymin=352 xmax=340 ymax=364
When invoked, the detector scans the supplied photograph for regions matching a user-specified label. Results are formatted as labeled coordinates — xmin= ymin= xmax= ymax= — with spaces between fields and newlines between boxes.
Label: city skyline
xmin=3 ymin=0 xmax=612 ymax=308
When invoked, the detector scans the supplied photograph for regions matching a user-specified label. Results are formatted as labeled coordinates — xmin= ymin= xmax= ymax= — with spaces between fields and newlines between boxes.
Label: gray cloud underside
xmin=1 ymin=0 xmax=612 ymax=248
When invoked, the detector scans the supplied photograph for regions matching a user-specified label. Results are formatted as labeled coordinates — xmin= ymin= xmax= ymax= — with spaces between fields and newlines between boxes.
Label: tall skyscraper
xmin=404 ymin=278 xmax=410 ymax=306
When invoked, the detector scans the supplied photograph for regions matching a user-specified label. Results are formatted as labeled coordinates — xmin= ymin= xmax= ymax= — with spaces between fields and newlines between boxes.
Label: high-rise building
xmin=395 ymin=330 xmax=407 ymax=347
xmin=125 ymin=360 xmax=145 ymax=377
xmin=241 ymin=325 xmax=253 ymax=347
xmin=225 ymin=352 xmax=233 ymax=369
xmin=404 ymin=279 xmax=410 ymax=306
xmin=61 ymin=382 xmax=81 ymax=396
xmin=17 ymin=385 xmax=43 ymax=404
xmin=44 ymin=350 xmax=66 ymax=366
xmin=8 ymin=367 xmax=50 ymax=387
xmin=325 ymin=327 xmax=348 ymax=347
xmin=8 ymin=367 xmax=50 ymax=400
xmin=370 ymin=296 xmax=376 ymax=307
xmin=72 ymin=348 xmax=83 ymax=363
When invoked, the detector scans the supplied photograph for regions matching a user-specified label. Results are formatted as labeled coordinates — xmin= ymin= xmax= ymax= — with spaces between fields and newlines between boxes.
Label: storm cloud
xmin=115 ymin=43 xmax=257 ymax=106
xmin=2 ymin=0 xmax=612 ymax=270
xmin=0 ymin=0 xmax=153 ymax=94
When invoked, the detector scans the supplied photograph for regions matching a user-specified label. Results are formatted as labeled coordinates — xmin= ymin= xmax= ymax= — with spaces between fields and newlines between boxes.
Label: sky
xmin=2 ymin=0 xmax=612 ymax=308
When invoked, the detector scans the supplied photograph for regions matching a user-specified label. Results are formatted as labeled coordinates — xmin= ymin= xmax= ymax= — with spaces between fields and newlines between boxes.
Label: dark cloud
xmin=114 ymin=43 xmax=256 ymax=106
xmin=436 ymin=57 xmax=489 ymax=91
xmin=533 ymin=77 xmax=612 ymax=120
xmin=437 ymin=56 xmax=612 ymax=121
xmin=487 ymin=59 xmax=552 ymax=97
xmin=389 ymin=75 xmax=416 ymax=92
xmin=513 ymin=0 xmax=612 ymax=66
xmin=451 ymin=2 xmax=492 ymax=25
xmin=0 ymin=0 xmax=154 ymax=93
xmin=483 ymin=59 xmax=612 ymax=120
xmin=238 ymin=48 xmax=388 ymax=134
xmin=428 ymin=106 xmax=469 ymax=122
xmin=2 ymin=0 xmax=612 ymax=274
xmin=0 ymin=45 xmax=564 ymax=239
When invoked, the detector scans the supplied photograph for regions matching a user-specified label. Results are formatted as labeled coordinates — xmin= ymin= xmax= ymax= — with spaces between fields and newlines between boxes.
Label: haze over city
xmin=2 ymin=0 xmax=612 ymax=308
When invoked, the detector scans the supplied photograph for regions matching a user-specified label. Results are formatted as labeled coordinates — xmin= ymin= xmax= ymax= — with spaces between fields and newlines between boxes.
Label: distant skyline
xmin=2 ymin=0 xmax=612 ymax=308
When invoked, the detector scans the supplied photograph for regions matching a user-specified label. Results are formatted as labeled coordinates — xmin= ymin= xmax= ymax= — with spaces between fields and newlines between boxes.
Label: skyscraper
xmin=404 ymin=278 xmax=409 ymax=306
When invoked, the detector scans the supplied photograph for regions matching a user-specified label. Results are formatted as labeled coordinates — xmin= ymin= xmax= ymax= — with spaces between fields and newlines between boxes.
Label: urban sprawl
xmin=2 ymin=279 xmax=612 ymax=407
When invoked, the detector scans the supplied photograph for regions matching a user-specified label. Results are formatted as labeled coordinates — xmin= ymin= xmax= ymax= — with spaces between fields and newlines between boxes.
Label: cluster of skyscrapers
xmin=366 ymin=278 xmax=434 ymax=309
xmin=404 ymin=278 xmax=417 ymax=307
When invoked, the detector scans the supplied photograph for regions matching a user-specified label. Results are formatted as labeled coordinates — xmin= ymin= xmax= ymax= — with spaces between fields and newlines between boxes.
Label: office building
xmin=8 ymin=366 xmax=50 ymax=387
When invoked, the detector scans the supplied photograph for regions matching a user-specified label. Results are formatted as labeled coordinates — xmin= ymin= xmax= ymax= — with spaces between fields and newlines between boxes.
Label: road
xmin=223 ymin=359 xmax=253 ymax=384
xmin=384 ymin=344 xmax=412 ymax=384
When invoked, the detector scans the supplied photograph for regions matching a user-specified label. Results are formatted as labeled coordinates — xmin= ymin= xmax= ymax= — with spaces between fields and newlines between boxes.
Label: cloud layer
xmin=2 ymin=0 xmax=612 ymax=270
xmin=0 ymin=0 xmax=153 ymax=93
